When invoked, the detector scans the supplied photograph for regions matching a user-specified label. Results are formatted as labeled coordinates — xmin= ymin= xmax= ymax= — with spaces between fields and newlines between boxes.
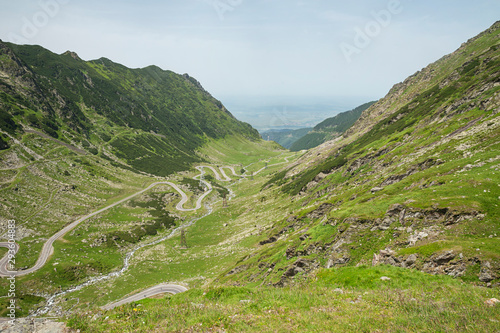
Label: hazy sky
xmin=0 ymin=0 xmax=498 ymax=102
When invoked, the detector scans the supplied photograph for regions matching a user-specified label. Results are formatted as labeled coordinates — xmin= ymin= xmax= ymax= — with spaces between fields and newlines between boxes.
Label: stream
xmin=31 ymin=167 xmax=241 ymax=317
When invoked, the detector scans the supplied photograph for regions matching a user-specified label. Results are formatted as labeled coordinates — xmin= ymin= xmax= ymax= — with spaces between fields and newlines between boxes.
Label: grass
xmin=4 ymin=24 xmax=500 ymax=330
xmin=1 ymin=131 xmax=284 ymax=300
xmin=14 ymin=148 xmax=297 ymax=315
xmin=217 ymin=98 xmax=500 ymax=289
xmin=198 ymin=135 xmax=284 ymax=166
xmin=0 ymin=294 xmax=44 ymax=318
xmin=67 ymin=265 xmax=500 ymax=332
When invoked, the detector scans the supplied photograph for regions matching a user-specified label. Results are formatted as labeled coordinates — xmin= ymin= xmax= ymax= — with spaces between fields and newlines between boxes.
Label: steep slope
xmin=26 ymin=22 xmax=500 ymax=332
xmin=289 ymin=101 xmax=375 ymax=151
xmin=224 ymin=21 xmax=500 ymax=287
xmin=0 ymin=41 xmax=258 ymax=176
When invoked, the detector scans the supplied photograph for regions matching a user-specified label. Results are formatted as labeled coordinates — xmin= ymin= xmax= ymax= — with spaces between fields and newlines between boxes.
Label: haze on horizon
xmin=0 ymin=0 xmax=498 ymax=128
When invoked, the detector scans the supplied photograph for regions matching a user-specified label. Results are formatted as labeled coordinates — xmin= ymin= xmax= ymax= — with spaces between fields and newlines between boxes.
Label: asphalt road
xmin=0 ymin=174 xmax=215 ymax=277
xmin=0 ymin=242 xmax=20 ymax=276
xmin=0 ymin=156 xmax=291 ymax=306
xmin=101 ymin=283 xmax=188 ymax=310
xmin=0 ymin=161 xmax=257 ymax=277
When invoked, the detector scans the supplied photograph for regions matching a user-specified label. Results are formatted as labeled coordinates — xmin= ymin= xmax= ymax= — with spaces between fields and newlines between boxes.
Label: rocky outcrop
xmin=226 ymin=264 xmax=249 ymax=276
xmin=275 ymin=258 xmax=319 ymax=286
xmin=306 ymin=203 xmax=333 ymax=220
xmin=372 ymin=248 xmax=498 ymax=283
xmin=479 ymin=262 xmax=496 ymax=282
xmin=422 ymin=252 xmax=469 ymax=277
xmin=380 ymin=158 xmax=444 ymax=187
xmin=259 ymin=236 xmax=278 ymax=246
xmin=326 ymin=255 xmax=350 ymax=268
xmin=372 ymin=249 xmax=417 ymax=268
xmin=369 ymin=204 xmax=484 ymax=232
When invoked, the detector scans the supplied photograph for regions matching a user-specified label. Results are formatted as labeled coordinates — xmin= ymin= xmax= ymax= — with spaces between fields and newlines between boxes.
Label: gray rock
xmin=433 ymin=251 xmax=455 ymax=264
xmin=404 ymin=254 xmax=417 ymax=266
xmin=479 ymin=268 xmax=494 ymax=282
xmin=370 ymin=186 xmax=384 ymax=193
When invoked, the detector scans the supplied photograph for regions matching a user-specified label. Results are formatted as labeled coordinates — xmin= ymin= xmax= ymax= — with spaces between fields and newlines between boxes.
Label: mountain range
xmin=0 ymin=20 xmax=499 ymax=333
xmin=0 ymin=41 xmax=258 ymax=176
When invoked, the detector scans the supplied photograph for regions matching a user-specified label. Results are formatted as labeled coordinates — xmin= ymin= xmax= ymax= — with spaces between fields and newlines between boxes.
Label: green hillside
xmin=66 ymin=21 xmax=500 ymax=333
xmin=260 ymin=127 xmax=312 ymax=149
xmin=0 ymin=41 xmax=258 ymax=176
xmin=244 ymin=21 xmax=500 ymax=283
xmin=289 ymin=101 xmax=375 ymax=151
xmin=0 ymin=40 xmax=281 ymax=323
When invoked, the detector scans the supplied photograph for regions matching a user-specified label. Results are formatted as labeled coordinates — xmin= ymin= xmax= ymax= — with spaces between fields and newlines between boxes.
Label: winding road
xmin=0 ymin=165 xmax=239 ymax=278
xmin=0 ymin=154 xmax=293 ymax=310
xmin=0 ymin=181 xmax=197 ymax=277
xmin=101 ymin=284 xmax=188 ymax=310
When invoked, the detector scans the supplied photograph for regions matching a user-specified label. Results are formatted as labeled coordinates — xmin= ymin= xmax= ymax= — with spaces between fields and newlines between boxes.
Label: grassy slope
xmin=63 ymin=21 xmax=500 ymax=332
xmin=0 ymin=40 xmax=272 ymax=317
xmin=48 ymin=148 xmax=297 ymax=312
xmin=0 ymin=129 xmax=291 ymax=317
xmin=219 ymin=23 xmax=500 ymax=290
xmin=0 ymin=129 xmax=164 ymax=315
xmin=68 ymin=265 xmax=500 ymax=332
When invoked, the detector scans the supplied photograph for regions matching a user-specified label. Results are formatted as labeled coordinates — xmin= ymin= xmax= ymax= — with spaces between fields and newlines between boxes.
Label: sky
xmin=0 ymin=0 xmax=498 ymax=128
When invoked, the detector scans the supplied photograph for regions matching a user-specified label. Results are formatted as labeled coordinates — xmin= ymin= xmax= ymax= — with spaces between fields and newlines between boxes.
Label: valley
xmin=0 ymin=17 xmax=499 ymax=333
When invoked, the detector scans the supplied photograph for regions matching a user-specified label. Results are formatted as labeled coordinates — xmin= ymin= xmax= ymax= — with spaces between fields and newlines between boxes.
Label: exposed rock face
xmin=259 ymin=236 xmax=277 ymax=245
xmin=306 ymin=203 xmax=333 ymax=220
xmin=326 ymin=255 xmax=350 ymax=268
xmin=0 ymin=318 xmax=68 ymax=333
xmin=432 ymin=251 xmax=456 ymax=265
xmin=423 ymin=252 xmax=469 ymax=277
xmin=372 ymin=249 xmax=414 ymax=268
xmin=370 ymin=247 xmax=497 ymax=282
xmin=380 ymin=158 xmax=444 ymax=188
xmin=256 ymin=199 xmax=494 ymax=285
xmin=404 ymin=254 xmax=418 ymax=267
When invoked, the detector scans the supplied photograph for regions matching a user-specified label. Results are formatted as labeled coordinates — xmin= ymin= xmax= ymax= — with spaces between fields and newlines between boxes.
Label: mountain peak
xmin=62 ymin=50 xmax=81 ymax=61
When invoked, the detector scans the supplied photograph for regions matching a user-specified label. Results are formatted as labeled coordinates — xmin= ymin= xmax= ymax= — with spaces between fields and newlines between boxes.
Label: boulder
xmin=404 ymin=254 xmax=417 ymax=267
xmin=432 ymin=251 xmax=455 ymax=265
